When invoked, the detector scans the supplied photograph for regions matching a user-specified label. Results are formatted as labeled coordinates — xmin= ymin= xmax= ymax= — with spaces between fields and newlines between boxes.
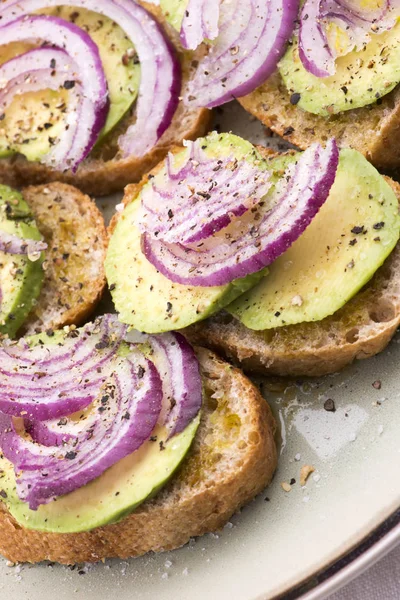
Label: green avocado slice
xmin=0 ymin=328 xmax=200 ymax=533
xmin=0 ymin=419 xmax=199 ymax=533
xmin=160 ymin=0 xmax=187 ymax=31
xmin=228 ymin=149 xmax=400 ymax=330
xmin=0 ymin=185 xmax=45 ymax=337
xmin=0 ymin=7 xmax=140 ymax=161
xmin=279 ymin=20 xmax=400 ymax=116
xmin=105 ymin=132 xmax=269 ymax=333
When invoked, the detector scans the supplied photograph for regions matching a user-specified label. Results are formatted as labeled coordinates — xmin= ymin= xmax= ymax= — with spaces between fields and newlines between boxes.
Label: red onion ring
xmin=0 ymin=315 xmax=127 ymax=419
xmin=141 ymin=139 xmax=339 ymax=287
xmin=139 ymin=140 xmax=272 ymax=245
xmin=0 ymin=354 xmax=162 ymax=509
xmin=184 ymin=0 xmax=299 ymax=108
xmin=0 ymin=315 xmax=203 ymax=509
xmin=147 ymin=332 xmax=202 ymax=438
xmin=180 ymin=0 xmax=221 ymax=50
xmin=0 ymin=0 xmax=181 ymax=158
xmin=0 ymin=15 xmax=109 ymax=170
xmin=0 ymin=229 xmax=47 ymax=256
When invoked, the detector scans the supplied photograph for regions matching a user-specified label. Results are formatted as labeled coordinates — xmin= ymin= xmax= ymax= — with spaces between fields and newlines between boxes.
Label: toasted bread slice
xmin=238 ymin=73 xmax=400 ymax=173
xmin=186 ymin=178 xmax=400 ymax=378
xmin=20 ymin=182 xmax=107 ymax=335
xmin=0 ymin=4 xmax=212 ymax=196
xmin=0 ymin=348 xmax=277 ymax=564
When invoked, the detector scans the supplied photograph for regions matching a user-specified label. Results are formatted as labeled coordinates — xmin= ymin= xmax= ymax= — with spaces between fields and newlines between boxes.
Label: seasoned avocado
xmin=0 ymin=7 xmax=140 ymax=161
xmin=228 ymin=149 xmax=400 ymax=330
xmin=105 ymin=132 xmax=268 ymax=333
xmin=0 ymin=328 xmax=200 ymax=533
xmin=160 ymin=0 xmax=187 ymax=31
xmin=279 ymin=21 xmax=400 ymax=115
xmin=0 ymin=185 xmax=45 ymax=337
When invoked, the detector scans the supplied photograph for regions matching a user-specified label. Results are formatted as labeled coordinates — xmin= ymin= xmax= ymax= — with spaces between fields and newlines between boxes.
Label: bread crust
xmin=0 ymin=349 xmax=277 ymax=564
xmin=186 ymin=178 xmax=400 ymax=377
xmin=0 ymin=4 xmax=212 ymax=196
xmin=20 ymin=182 xmax=107 ymax=335
xmin=238 ymin=72 xmax=400 ymax=172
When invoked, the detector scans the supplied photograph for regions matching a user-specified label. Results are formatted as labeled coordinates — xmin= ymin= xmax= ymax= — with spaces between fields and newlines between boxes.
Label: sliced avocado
xmin=0 ymin=185 xmax=45 ymax=337
xmin=159 ymin=0 xmax=187 ymax=32
xmin=279 ymin=21 xmax=400 ymax=116
xmin=0 ymin=419 xmax=199 ymax=533
xmin=0 ymin=327 xmax=200 ymax=533
xmin=105 ymin=132 xmax=269 ymax=333
xmin=0 ymin=7 xmax=140 ymax=161
xmin=228 ymin=149 xmax=400 ymax=330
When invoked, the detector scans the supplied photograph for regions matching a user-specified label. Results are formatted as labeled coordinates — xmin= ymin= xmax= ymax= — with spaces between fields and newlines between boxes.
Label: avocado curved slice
xmin=0 ymin=185 xmax=45 ymax=337
xmin=105 ymin=132 xmax=269 ymax=333
xmin=228 ymin=149 xmax=400 ymax=330
xmin=279 ymin=21 xmax=400 ymax=116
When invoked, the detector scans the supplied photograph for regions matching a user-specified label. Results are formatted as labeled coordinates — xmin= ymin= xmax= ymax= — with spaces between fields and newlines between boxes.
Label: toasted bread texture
xmin=239 ymin=72 xmax=400 ymax=173
xmin=0 ymin=348 xmax=277 ymax=564
xmin=186 ymin=178 xmax=400 ymax=377
xmin=0 ymin=4 xmax=212 ymax=196
xmin=20 ymin=182 xmax=107 ymax=335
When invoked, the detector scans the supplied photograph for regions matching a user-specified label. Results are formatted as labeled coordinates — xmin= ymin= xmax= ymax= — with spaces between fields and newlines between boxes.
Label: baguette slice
xmin=186 ymin=179 xmax=400 ymax=378
xmin=0 ymin=348 xmax=277 ymax=565
xmin=238 ymin=73 xmax=400 ymax=173
xmin=0 ymin=4 xmax=212 ymax=196
xmin=20 ymin=182 xmax=107 ymax=335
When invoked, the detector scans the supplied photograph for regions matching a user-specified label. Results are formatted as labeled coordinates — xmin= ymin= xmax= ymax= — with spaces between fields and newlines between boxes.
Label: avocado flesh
xmin=0 ymin=419 xmax=199 ymax=533
xmin=0 ymin=327 xmax=201 ymax=533
xmin=0 ymin=185 xmax=45 ymax=337
xmin=0 ymin=7 xmax=140 ymax=161
xmin=160 ymin=0 xmax=187 ymax=31
xmin=105 ymin=132 xmax=269 ymax=333
xmin=228 ymin=149 xmax=400 ymax=330
xmin=279 ymin=20 xmax=400 ymax=116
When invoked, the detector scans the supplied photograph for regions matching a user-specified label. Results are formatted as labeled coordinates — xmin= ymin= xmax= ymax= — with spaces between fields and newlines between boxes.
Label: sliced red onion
xmin=184 ymin=0 xmax=299 ymax=108
xmin=0 ymin=16 xmax=108 ymax=171
xmin=139 ymin=140 xmax=272 ymax=244
xmin=0 ymin=229 xmax=47 ymax=255
xmin=299 ymin=0 xmax=399 ymax=78
xmin=180 ymin=0 xmax=221 ymax=50
xmin=0 ymin=315 xmax=127 ymax=419
xmin=146 ymin=332 xmax=202 ymax=438
xmin=0 ymin=0 xmax=181 ymax=158
xmin=0 ymin=354 xmax=162 ymax=509
xmin=142 ymin=139 xmax=339 ymax=287
xmin=24 ymin=418 xmax=76 ymax=447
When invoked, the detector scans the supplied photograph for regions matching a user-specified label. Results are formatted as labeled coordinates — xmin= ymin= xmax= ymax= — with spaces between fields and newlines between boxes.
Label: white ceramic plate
xmin=1 ymin=103 xmax=400 ymax=600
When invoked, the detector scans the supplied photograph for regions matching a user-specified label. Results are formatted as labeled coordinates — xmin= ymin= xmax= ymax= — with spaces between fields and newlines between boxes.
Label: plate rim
xmin=259 ymin=506 xmax=400 ymax=600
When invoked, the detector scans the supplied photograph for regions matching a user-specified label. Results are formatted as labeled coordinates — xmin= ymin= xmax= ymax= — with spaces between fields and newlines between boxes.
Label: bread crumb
xmin=281 ymin=482 xmax=291 ymax=492
xmin=300 ymin=465 xmax=315 ymax=487
xmin=6 ymin=561 xmax=15 ymax=567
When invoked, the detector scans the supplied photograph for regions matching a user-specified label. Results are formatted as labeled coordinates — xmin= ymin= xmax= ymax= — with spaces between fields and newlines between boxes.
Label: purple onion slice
xmin=180 ymin=0 xmax=221 ymax=50
xmin=0 ymin=354 xmax=162 ymax=509
xmin=0 ymin=0 xmax=181 ymax=158
xmin=146 ymin=332 xmax=202 ymax=438
xmin=139 ymin=140 xmax=272 ymax=245
xmin=0 ymin=16 xmax=109 ymax=171
xmin=184 ymin=0 xmax=299 ymax=108
xmin=0 ymin=315 xmax=127 ymax=419
xmin=0 ymin=229 xmax=47 ymax=256
xmin=141 ymin=139 xmax=339 ymax=287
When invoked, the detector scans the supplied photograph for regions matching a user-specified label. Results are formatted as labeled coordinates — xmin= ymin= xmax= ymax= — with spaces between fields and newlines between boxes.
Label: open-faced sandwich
xmin=0 ymin=0 xmax=211 ymax=195
xmin=106 ymin=131 xmax=400 ymax=377
xmin=0 ymin=181 xmax=106 ymax=338
xmin=0 ymin=314 xmax=277 ymax=564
